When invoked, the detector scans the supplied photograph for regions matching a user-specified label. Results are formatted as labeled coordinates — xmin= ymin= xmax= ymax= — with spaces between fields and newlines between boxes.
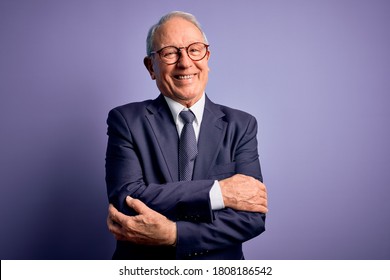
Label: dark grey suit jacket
xmin=105 ymin=94 xmax=265 ymax=259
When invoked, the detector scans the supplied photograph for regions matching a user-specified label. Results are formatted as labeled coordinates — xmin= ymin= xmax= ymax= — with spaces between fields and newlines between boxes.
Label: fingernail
xmin=126 ymin=196 xmax=133 ymax=201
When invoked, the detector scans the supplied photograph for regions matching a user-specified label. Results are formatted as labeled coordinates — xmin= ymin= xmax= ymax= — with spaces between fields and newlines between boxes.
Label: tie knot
xmin=180 ymin=110 xmax=195 ymax=124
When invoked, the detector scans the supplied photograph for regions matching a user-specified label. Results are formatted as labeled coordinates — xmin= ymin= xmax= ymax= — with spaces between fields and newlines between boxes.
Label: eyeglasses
xmin=150 ymin=42 xmax=209 ymax=65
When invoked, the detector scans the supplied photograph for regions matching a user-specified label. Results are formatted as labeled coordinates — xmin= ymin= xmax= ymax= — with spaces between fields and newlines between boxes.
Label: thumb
xmin=126 ymin=196 xmax=149 ymax=214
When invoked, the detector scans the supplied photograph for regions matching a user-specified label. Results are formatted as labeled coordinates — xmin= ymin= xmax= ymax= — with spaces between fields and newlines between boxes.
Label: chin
xmin=179 ymin=93 xmax=200 ymax=101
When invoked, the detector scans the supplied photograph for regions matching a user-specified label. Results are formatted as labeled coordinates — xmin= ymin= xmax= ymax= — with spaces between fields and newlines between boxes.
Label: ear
xmin=143 ymin=56 xmax=156 ymax=80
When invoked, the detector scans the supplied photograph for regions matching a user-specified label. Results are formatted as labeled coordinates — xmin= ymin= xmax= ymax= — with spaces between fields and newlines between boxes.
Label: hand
xmin=219 ymin=174 xmax=268 ymax=213
xmin=107 ymin=196 xmax=177 ymax=246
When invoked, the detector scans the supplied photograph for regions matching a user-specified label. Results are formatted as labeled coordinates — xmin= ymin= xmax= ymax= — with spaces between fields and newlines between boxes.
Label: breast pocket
xmin=208 ymin=162 xmax=236 ymax=180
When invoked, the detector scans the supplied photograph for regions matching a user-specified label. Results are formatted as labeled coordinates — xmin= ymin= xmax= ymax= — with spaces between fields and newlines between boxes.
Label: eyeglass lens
xmin=158 ymin=43 xmax=208 ymax=64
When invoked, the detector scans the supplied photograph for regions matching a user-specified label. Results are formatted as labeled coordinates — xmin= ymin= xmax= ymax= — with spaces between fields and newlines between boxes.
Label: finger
xmin=107 ymin=215 xmax=131 ymax=240
xmin=254 ymin=202 xmax=268 ymax=213
xmin=244 ymin=204 xmax=268 ymax=213
xmin=107 ymin=216 xmax=122 ymax=236
xmin=262 ymin=197 xmax=268 ymax=207
xmin=108 ymin=204 xmax=120 ymax=223
xmin=108 ymin=204 xmax=117 ymax=216
xmin=111 ymin=228 xmax=127 ymax=241
xmin=257 ymin=182 xmax=266 ymax=191
xmin=259 ymin=190 xmax=268 ymax=200
xmin=251 ymin=198 xmax=268 ymax=213
xmin=126 ymin=196 xmax=151 ymax=215
xmin=107 ymin=214 xmax=120 ymax=228
xmin=107 ymin=215 xmax=113 ymax=228
xmin=108 ymin=203 xmax=134 ymax=226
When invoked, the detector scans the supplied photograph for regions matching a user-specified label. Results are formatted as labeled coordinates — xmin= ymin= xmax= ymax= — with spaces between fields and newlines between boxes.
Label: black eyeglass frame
xmin=150 ymin=42 xmax=210 ymax=65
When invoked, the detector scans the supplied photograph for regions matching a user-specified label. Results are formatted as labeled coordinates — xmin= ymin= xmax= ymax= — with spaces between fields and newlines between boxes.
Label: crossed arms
xmin=108 ymin=174 xmax=268 ymax=245
xmin=105 ymin=106 xmax=268 ymax=256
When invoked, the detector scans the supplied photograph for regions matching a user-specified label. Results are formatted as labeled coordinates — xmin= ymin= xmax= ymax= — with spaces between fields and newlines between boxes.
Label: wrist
xmin=219 ymin=180 xmax=235 ymax=208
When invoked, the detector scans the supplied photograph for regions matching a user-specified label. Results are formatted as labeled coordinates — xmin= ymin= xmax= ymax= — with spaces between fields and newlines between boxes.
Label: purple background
xmin=1 ymin=0 xmax=389 ymax=260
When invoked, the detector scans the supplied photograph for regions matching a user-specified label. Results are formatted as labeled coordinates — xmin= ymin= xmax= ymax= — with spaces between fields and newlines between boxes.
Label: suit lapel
xmin=145 ymin=94 xmax=227 ymax=182
xmin=193 ymin=96 xmax=227 ymax=179
xmin=145 ymin=95 xmax=179 ymax=182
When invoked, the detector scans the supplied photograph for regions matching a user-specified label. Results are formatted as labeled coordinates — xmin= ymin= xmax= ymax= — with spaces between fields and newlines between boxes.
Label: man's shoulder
xmin=221 ymin=104 xmax=254 ymax=117
xmin=106 ymin=99 xmax=155 ymax=127
xmin=108 ymin=95 xmax=164 ymax=120
xmin=111 ymin=99 xmax=153 ymax=113
xmin=208 ymin=99 xmax=256 ymax=123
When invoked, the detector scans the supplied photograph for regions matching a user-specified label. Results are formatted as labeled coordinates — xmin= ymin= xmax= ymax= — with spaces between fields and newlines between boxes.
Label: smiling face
xmin=144 ymin=17 xmax=210 ymax=108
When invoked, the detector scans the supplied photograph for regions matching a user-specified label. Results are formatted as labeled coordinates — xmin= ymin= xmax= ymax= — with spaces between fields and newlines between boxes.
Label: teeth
xmin=177 ymin=75 xmax=193 ymax=80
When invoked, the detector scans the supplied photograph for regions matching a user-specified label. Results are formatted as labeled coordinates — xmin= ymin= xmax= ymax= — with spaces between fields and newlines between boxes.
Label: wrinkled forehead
xmin=153 ymin=17 xmax=205 ymax=49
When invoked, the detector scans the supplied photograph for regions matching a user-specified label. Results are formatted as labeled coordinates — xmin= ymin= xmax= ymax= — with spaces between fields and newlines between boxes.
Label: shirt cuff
xmin=209 ymin=180 xmax=225 ymax=210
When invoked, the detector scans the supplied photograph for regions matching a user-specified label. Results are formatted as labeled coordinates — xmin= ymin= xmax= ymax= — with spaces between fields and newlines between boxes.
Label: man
xmin=105 ymin=11 xmax=268 ymax=260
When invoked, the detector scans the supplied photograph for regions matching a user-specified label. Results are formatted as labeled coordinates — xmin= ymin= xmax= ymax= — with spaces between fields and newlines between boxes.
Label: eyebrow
xmin=158 ymin=41 xmax=203 ymax=49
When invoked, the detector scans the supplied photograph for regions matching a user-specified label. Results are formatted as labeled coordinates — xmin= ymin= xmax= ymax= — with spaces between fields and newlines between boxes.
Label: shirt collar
xmin=164 ymin=94 xmax=205 ymax=126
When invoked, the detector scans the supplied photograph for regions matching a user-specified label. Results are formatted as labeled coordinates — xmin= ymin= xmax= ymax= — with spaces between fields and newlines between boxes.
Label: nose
xmin=176 ymin=48 xmax=193 ymax=68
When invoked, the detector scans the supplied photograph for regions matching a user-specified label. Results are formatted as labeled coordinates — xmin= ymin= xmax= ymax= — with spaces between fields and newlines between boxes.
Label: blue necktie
xmin=179 ymin=110 xmax=198 ymax=181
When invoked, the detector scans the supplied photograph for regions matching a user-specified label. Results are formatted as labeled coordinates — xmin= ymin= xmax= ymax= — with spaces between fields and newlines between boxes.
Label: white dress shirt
xmin=164 ymin=94 xmax=225 ymax=210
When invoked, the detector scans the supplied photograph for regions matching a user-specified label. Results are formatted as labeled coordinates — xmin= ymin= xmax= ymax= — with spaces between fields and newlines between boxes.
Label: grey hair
xmin=146 ymin=11 xmax=208 ymax=56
